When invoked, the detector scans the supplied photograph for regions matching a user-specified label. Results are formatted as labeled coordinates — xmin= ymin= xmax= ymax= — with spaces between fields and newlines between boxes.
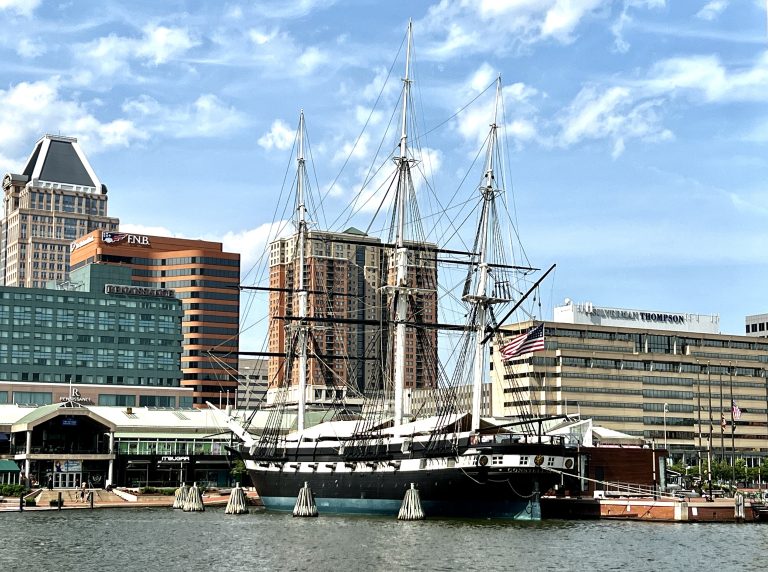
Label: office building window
xmin=12 ymin=391 xmax=52 ymax=405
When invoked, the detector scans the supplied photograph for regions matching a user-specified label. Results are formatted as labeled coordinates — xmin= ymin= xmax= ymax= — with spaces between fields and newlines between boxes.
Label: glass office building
xmin=0 ymin=263 xmax=189 ymax=408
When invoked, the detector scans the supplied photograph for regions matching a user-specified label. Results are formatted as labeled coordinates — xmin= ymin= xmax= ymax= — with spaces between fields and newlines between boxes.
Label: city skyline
xmin=0 ymin=1 xmax=766 ymax=351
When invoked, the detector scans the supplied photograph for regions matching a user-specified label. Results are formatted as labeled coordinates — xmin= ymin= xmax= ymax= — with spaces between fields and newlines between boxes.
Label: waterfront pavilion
xmin=0 ymin=402 xmax=240 ymax=489
xmin=3 ymin=400 xmax=116 ymax=488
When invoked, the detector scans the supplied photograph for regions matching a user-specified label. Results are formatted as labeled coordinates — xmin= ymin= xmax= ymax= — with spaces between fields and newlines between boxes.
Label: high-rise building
xmin=493 ymin=300 xmax=768 ymax=466
xmin=70 ymin=231 xmax=240 ymax=406
xmin=1 ymin=134 xmax=119 ymax=287
xmin=267 ymin=228 xmax=437 ymax=404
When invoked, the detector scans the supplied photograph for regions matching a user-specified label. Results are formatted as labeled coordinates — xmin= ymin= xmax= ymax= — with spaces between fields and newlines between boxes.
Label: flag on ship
xmin=732 ymin=400 xmax=742 ymax=421
xmin=501 ymin=324 xmax=545 ymax=360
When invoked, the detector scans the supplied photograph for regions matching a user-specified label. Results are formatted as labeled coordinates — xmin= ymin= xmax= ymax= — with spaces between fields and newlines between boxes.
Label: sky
xmin=0 ymin=0 xmax=767 ymax=351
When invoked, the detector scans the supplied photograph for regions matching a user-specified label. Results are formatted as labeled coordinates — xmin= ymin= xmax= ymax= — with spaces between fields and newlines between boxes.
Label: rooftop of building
xmin=70 ymin=230 xmax=239 ymax=258
xmin=7 ymin=134 xmax=104 ymax=192
xmin=0 ymin=402 xmax=234 ymax=437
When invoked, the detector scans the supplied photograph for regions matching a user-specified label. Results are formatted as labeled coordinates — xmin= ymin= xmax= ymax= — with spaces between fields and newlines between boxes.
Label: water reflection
xmin=0 ymin=508 xmax=766 ymax=572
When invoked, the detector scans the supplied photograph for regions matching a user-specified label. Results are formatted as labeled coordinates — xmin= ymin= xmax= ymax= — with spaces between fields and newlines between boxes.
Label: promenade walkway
xmin=0 ymin=488 xmax=262 ymax=512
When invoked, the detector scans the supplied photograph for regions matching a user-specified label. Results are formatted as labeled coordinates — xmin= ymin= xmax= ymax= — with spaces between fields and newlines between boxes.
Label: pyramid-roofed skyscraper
xmin=1 ymin=134 xmax=120 ymax=287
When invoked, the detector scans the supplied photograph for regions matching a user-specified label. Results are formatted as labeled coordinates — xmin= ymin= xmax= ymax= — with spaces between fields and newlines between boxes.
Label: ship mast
xmin=392 ymin=21 xmax=413 ymax=432
xmin=296 ymin=110 xmax=309 ymax=432
xmin=465 ymin=77 xmax=504 ymax=432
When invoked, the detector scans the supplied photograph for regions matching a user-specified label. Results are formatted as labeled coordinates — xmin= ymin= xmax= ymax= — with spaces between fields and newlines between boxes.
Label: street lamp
xmin=663 ymin=402 xmax=669 ymax=452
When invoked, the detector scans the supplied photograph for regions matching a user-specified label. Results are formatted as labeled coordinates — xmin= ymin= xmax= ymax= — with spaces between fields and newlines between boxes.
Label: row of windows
xmin=133 ymin=267 xmax=239 ymax=278
xmin=518 ymin=354 xmax=768 ymax=378
xmin=182 ymin=302 xmax=238 ymax=313
xmin=131 ymin=257 xmax=239 ymax=267
xmin=162 ymin=280 xmax=238 ymax=290
xmin=116 ymin=437 xmax=228 ymax=456
xmin=175 ymin=291 xmax=239 ymax=301
xmin=2 ymin=372 xmax=180 ymax=384
xmin=183 ymin=326 xmax=239 ymax=335
xmin=0 ymin=331 xmax=179 ymax=346
xmin=183 ymin=314 xmax=238 ymax=324
xmin=544 ymin=327 xmax=768 ymax=353
xmin=0 ymin=292 xmax=177 ymax=310
xmin=4 ymin=391 xmax=188 ymax=408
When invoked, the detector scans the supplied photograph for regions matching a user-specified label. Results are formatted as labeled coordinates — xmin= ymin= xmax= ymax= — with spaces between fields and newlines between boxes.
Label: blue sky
xmin=0 ymin=0 xmax=767 ymax=349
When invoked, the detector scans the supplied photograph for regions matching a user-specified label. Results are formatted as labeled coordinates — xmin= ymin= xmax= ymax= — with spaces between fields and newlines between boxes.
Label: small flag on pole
xmin=501 ymin=324 xmax=545 ymax=361
xmin=732 ymin=400 xmax=742 ymax=421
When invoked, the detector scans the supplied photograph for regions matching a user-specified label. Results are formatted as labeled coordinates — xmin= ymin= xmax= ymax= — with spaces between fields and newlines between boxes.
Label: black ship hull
xmin=242 ymin=437 xmax=580 ymax=519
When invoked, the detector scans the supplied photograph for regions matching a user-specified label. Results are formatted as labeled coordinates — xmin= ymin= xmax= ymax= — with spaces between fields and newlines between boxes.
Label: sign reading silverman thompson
xmin=554 ymin=298 xmax=720 ymax=334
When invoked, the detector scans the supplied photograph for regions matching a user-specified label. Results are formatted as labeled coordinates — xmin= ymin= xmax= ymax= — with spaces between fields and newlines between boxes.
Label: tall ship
xmin=227 ymin=23 xmax=587 ymax=519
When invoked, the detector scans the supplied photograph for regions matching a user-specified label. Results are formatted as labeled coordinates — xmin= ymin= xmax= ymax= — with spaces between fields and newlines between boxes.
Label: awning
xmin=0 ymin=459 xmax=20 ymax=472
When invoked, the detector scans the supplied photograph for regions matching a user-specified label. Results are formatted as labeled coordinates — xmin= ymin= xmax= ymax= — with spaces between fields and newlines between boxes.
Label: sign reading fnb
xmin=102 ymin=231 xmax=151 ymax=246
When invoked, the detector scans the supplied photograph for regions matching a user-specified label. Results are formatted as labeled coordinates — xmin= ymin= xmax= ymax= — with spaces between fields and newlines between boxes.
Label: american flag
xmin=501 ymin=324 xmax=545 ymax=361
xmin=732 ymin=400 xmax=742 ymax=421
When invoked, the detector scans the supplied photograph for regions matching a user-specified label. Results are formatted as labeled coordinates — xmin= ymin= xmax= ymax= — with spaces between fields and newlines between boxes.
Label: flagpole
xmin=729 ymin=361 xmax=735 ymax=491
xmin=707 ymin=362 xmax=713 ymax=500
xmin=719 ymin=371 xmax=724 ymax=461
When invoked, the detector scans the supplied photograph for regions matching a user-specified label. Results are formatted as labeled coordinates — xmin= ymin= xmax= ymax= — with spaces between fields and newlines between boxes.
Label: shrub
xmin=139 ymin=487 xmax=176 ymax=496
xmin=25 ymin=499 xmax=36 ymax=507
xmin=48 ymin=499 xmax=61 ymax=507
xmin=0 ymin=484 xmax=28 ymax=498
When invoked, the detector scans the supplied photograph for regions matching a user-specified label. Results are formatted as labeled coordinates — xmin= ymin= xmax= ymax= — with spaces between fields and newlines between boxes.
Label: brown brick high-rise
xmin=70 ymin=231 xmax=240 ymax=406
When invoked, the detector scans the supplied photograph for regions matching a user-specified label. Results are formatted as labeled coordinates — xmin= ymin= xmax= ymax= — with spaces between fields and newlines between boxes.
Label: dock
xmin=542 ymin=494 xmax=760 ymax=523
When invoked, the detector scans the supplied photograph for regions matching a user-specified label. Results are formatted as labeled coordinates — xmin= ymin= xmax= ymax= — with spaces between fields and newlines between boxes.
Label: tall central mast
xmin=466 ymin=77 xmax=503 ymax=432
xmin=296 ymin=110 xmax=309 ymax=431
xmin=392 ymin=21 xmax=413 ymax=432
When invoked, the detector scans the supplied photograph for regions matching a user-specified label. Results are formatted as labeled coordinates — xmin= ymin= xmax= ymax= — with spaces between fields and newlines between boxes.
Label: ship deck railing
xmin=598 ymin=482 xmax=658 ymax=497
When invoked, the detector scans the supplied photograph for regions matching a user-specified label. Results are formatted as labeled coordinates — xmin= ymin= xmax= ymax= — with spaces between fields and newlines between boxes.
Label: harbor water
xmin=1 ymin=507 xmax=767 ymax=571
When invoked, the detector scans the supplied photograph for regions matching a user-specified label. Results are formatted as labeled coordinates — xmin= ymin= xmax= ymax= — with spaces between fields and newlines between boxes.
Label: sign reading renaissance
xmin=102 ymin=231 xmax=151 ymax=246
xmin=104 ymin=284 xmax=175 ymax=298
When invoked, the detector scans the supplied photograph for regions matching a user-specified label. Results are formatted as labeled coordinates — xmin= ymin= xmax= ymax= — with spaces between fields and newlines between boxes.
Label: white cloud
xmin=120 ymin=223 xmax=180 ymax=237
xmin=541 ymin=0 xmax=604 ymax=43
xmin=557 ymin=85 xmax=672 ymax=156
xmin=257 ymin=119 xmax=295 ymax=150
xmin=251 ymin=0 xmax=339 ymax=19
xmin=137 ymin=25 xmax=198 ymax=65
xmin=333 ymin=132 xmax=370 ymax=163
xmin=354 ymin=105 xmax=383 ymax=127
xmin=418 ymin=0 xmax=617 ymax=59
xmin=361 ymin=66 xmax=400 ymax=102
xmin=123 ymin=94 xmax=247 ymax=138
xmin=217 ymin=220 xmax=292 ymax=277
xmin=454 ymin=65 xmax=540 ymax=147
xmin=296 ymin=46 xmax=328 ymax=75
xmin=0 ymin=79 xmax=147 ymax=169
xmin=16 ymin=37 xmax=46 ymax=58
xmin=72 ymin=25 xmax=198 ymax=86
xmin=248 ymin=28 xmax=278 ymax=45
xmin=550 ymin=48 xmax=768 ymax=155
xmin=696 ymin=0 xmax=728 ymax=21
xmin=728 ymin=190 xmax=768 ymax=216
xmin=0 ymin=0 xmax=40 ymax=16
xmin=644 ymin=52 xmax=768 ymax=102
